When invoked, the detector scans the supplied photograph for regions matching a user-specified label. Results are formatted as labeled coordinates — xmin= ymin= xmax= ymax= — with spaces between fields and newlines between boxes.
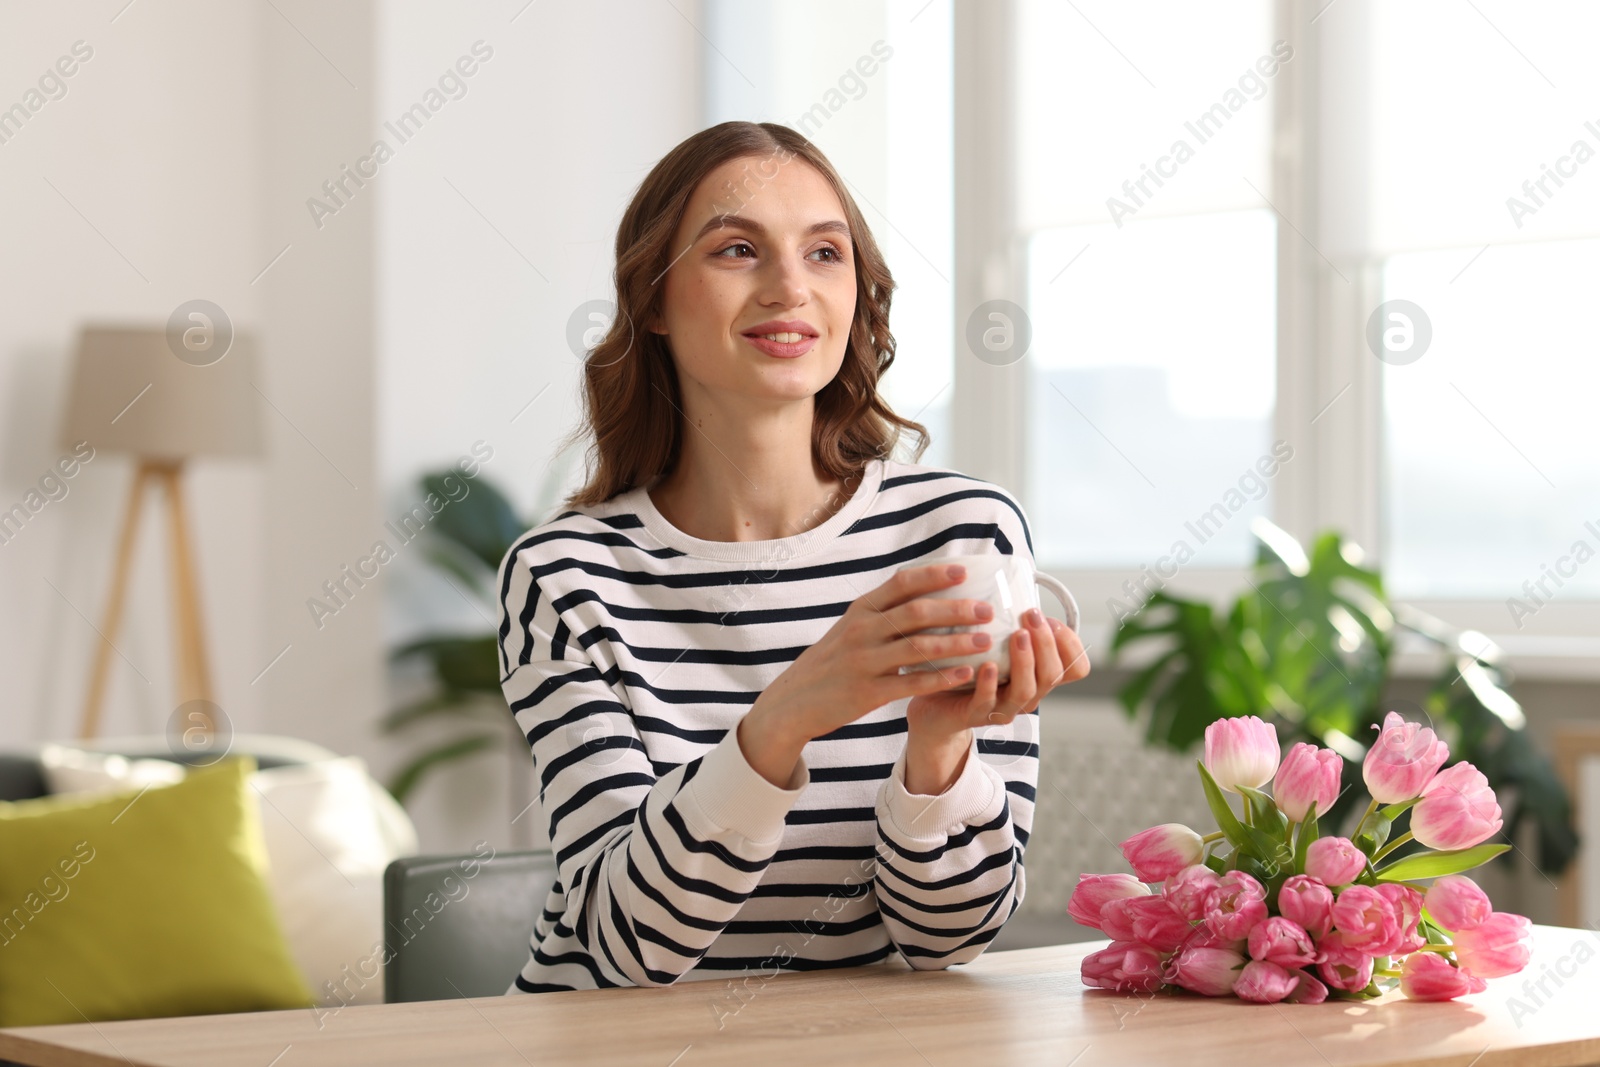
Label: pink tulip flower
xmin=1286 ymin=971 xmax=1329 ymax=1004
xmin=1278 ymin=875 xmax=1334 ymax=940
xmin=1125 ymin=895 xmax=1193 ymax=953
xmin=1376 ymin=882 xmax=1426 ymax=955
xmin=1182 ymin=922 xmax=1246 ymax=953
xmin=1164 ymin=864 xmax=1222 ymax=922
xmin=1411 ymin=762 xmax=1504 ymax=851
xmin=1305 ymin=837 xmax=1367 ymax=886
xmin=1120 ymin=823 xmax=1206 ymax=883
xmin=1206 ymin=870 xmax=1268 ymax=941
xmin=1163 ymin=945 xmax=1245 ymax=997
xmin=1234 ymin=960 xmax=1301 ymax=1003
xmin=1330 ymin=884 xmax=1405 ymax=957
xmin=1274 ymin=743 xmax=1342 ymax=823
xmin=1098 ymin=896 xmax=1140 ymax=942
xmin=1316 ymin=931 xmax=1376 ymax=992
xmin=1248 ymin=916 xmax=1318 ymax=969
xmin=1453 ymin=912 xmax=1533 ymax=979
xmin=1204 ymin=715 xmax=1280 ymax=794
xmin=1081 ymin=941 xmax=1165 ymax=993
xmin=1067 ymin=873 xmax=1150 ymax=931
xmin=1424 ymin=875 xmax=1492 ymax=933
xmin=1400 ymin=951 xmax=1488 ymax=1001
xmin=1363 ymin=710 xmax=1449 ymax=803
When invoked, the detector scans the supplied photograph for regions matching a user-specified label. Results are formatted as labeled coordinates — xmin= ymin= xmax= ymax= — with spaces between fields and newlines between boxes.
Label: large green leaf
xmin=1376 ymin=844 xmax=1511 ymax=881
xmin=391 ymin=634 xmax=501 ymax=693
xmin=1197 ymin=761 xmax=1249 ymax=851
xmin=388 ymin=734 xmax=503 ymax=803
xmin=419 ymin=471 xmax=526 ymax=574
xmin=380 ymin=690 xmax=503 ymax=733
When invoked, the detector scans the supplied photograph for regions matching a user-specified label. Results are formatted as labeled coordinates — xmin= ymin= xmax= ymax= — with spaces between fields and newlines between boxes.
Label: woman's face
xmin=649 ymin=153 xmax=857 ymax=413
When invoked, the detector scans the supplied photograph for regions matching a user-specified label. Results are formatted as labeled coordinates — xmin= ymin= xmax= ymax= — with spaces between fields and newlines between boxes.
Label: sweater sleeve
xmin=870 ymin=485 xmax=1041 ymax=968
xmin=497 ymin=540 xmax=810 ymax=988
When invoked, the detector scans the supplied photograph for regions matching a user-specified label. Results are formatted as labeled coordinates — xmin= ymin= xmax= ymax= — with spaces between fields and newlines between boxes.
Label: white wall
xmin=0 ymin=0 xmax=703 ymax=856
xmin=372 ymin=0 xmax=702 ymax=852
xmin=0 ymin=0 xmax=276 ymax=746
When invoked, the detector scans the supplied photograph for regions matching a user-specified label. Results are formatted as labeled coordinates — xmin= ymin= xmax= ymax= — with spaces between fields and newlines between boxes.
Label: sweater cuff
xmin=679 ymin=727 xmax=809 ymax=846
xmin=881 ymin=733 xmax=1003 ymax=844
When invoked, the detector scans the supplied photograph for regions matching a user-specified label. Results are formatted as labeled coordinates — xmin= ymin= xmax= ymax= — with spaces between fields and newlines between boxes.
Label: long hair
xmin=555 ymin=120 xmax=929 ymax=511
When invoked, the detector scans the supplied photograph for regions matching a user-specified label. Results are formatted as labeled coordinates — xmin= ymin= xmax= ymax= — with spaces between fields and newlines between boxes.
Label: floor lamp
xmin=58 ymin=324 xmax=264 ymax=741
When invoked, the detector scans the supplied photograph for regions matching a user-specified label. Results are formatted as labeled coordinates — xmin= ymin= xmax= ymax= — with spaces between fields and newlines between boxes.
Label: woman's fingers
xmin=996 ymin=626 xmax=1037 ymax=718
xmin=969 ymin=660 xmax=1001 ymax=722
xmin=1052 ymin=618 xmax=1091 ymax=682
xmin=861 ymin=562 xmax=965 ymax=618
xmin=1026 ymin=609 xmax=1064 ymax=702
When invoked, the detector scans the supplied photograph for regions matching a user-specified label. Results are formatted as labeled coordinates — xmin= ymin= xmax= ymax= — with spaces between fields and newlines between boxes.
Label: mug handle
xmin=1033 ymin=572 xmax=1079 ymax=632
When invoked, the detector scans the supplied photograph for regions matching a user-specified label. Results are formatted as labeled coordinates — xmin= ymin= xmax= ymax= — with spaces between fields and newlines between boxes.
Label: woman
xmin=496 ymin=121 xmax=1089 ymax=994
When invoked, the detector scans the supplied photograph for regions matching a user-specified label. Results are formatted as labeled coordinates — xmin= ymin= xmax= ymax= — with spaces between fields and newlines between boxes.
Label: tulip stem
xmin=1201 ymin=831 xmax=1226 ymax=845
xmin=1417 ymin=943 xmax=1454 ymax=954
xmin=1372 ymin=966 xmax=1402 ymax=978
xmin=1371 ymin=831 xmax=1414 ymax=864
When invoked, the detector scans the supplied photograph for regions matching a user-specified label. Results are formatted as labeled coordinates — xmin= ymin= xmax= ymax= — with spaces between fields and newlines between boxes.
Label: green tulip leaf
xmin=1375 ymin=843 xmax=1511 ymax=881
xmin=1380 ymin=798 xmax=1421 ymax=822
xmin=1293 ymin=801 xmax=1321 ymax=871
xmin=1197 ymin=760 xmax=1250 ymax=852
xmin=1237 ymin=785 xmax=1290 ymax=838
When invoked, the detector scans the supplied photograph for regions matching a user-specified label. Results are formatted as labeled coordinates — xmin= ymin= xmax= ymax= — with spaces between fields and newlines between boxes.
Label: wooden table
xmin=3 ymin=924 xmax=1598 ymax=1067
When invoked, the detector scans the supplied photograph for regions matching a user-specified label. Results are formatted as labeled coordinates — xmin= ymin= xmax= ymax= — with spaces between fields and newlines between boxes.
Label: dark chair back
xmin=382 ymin=849 xmax=556 ymax=1002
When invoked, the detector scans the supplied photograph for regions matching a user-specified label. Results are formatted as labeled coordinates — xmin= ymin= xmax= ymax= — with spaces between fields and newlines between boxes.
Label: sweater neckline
xmin=624 ymin=457 xmax=886 ymax=562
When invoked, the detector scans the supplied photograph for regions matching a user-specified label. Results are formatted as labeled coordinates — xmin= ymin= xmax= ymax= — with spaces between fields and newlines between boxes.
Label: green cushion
xmin=0 ymin=755 xmax=313 ymax=1026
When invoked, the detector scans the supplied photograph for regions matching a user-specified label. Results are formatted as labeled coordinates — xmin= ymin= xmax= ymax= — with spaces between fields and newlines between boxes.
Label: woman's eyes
xmin=714 ymin=241 xmax=845 ymax=264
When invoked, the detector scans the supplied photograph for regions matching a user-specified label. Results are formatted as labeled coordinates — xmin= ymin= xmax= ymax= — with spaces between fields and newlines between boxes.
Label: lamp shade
xmin=58 ymin=324 xmax=264 ymax=461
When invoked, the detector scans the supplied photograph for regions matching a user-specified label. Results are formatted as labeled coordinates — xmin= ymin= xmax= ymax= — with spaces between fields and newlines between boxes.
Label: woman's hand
xmin=739 ymin=562 xmax=1002 ymax=788
xmin=902 ymin=604 xmax=1091 ymax=796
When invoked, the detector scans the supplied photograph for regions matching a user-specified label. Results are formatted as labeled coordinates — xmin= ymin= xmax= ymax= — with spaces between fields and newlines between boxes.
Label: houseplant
xmin=1110 ymin=518 xmax=1576 ymax=876
xmin=383 ymin=448 xmax=577 ymax=803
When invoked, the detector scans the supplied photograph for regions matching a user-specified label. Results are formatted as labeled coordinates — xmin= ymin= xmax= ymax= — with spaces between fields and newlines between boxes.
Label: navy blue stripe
xmin=877 ymin=803 xmax=1010 ymax=863
xmin=624 ymin=851 xmax=725 ymax=933
xmin=876 ymin=840 xmax=1017 ymax=893
xmin=786 ymin=806 xmax=875 ymax=826
xmin=540 ymin=735 xmax=648 ymax=793
xmin=637 ymin=805 xmax=759 ymax=906
xmin=695 ymin=944 xmax=895 ymax=971
xmin=547 ymin=772 xmax=653 ymax=835
xmin=659 ymin=801 xmax=768 ymax=874
xmin=553 ymin=808 xmax=633 ymax=873
xmin=873 ymin=870 xmax=1013 ymax=915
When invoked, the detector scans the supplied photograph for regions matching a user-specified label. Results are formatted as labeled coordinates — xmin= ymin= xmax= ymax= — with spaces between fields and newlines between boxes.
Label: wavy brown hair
xmin=555 ymin=120 xmax=929 ymax=511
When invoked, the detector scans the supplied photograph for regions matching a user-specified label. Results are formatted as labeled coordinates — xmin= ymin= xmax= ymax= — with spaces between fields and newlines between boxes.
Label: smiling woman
xmin=494 ymin=121 xmax=1090 ymax=993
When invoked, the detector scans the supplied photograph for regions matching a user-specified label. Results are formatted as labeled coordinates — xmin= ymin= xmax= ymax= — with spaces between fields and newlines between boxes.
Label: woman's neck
xmin=648 ymin=448 xmax=860 ymax=543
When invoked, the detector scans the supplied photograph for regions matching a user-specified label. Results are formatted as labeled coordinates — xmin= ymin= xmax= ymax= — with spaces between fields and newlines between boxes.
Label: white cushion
xmin=38 ymin=744 xmax=417 ymax=1007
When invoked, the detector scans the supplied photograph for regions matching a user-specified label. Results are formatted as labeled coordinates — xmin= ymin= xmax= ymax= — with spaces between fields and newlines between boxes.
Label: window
xmin=700 ymin=0 xmax=1600 ymax=663
xmin=1016 ymin=0 xmax=1280 ymax=570
xmin=1365 ymin=1 xmax=1600 ymax=613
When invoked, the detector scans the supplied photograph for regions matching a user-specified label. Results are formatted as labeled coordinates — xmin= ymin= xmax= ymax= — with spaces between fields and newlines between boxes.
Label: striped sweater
xmin=496 ymin=456 xmax=1041 ymax=993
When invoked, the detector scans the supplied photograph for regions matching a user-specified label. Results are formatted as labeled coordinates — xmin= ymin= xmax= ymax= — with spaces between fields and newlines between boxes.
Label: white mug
xmin=895 ymin=553 xmax=1079 ymax=689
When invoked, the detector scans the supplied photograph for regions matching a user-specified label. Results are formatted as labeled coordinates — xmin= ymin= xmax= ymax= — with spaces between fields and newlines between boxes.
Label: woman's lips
xmin=742 ymin=333 xmax=817 ymax=358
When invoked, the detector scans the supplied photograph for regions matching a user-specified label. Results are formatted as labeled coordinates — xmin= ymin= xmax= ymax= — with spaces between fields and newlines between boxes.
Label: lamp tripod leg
xmin=160 ymin=462 xmax=216 ymax=736
xmin=78 ymin=461 xmax=154 ymax=741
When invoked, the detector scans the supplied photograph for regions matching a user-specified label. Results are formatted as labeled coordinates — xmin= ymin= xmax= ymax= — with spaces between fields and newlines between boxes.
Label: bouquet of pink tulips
xmin=1067 ymin=713 xmax=1533 ymax=1003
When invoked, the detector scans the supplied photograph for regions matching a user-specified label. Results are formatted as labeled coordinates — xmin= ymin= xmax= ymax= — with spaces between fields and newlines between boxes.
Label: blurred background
xmin=4 ymin=0 xmax=1599 ymax=945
